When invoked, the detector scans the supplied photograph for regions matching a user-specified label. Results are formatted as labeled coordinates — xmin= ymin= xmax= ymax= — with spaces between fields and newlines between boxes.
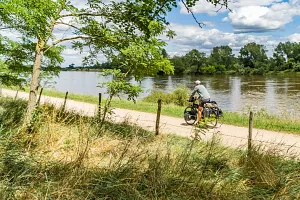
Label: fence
xmin=29 ymin=88 xmax=300 ymax=155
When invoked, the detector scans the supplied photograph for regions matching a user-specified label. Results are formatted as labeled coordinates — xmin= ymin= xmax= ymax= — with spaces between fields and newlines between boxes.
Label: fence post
xmin=14 ymin=90 xmax=19 ymax=100
xmin=98 ymin=93 xmax=102 ymax=118
xmin=36 ymin=88 xmax=43 ymax=105
xmin=155 ymin=99 xmax=162 ymax=135
xmin=62 ymin=91 xmax=68 ymax=112
xmin=0 ymin=80 xmax=2 ymax=97
xmin=248 ymin=111 xmax=253 ymax=156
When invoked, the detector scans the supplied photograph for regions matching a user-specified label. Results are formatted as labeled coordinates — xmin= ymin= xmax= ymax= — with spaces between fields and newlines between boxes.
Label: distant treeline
xmin=64 ymin=41 xmax=300 ymax=75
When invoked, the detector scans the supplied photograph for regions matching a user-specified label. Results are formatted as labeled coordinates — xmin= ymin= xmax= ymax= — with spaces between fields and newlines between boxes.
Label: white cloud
xmin=222 ymin=17 xmax=229 ymax=22
xmin=164 ymin=23 xmax=281 ymax=56
xmin=202 ymin=21 xmax=215 ymax=27
xmin=179 ymin=0 xmax=300 ymax=33
xmin=229 ymin=0 xmax=283 ymax=7
xmin=228 ymin=1 xmax=300 ymax=33
xmin=288 ymin=33 xmax=300 ymax=42
xmin=179 ymin=0 xmax=283 ymax=15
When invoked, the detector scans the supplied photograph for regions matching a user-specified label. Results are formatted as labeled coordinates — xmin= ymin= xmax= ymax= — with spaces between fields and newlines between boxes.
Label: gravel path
xmin=3 ymin=89 xmax=300 ymax=157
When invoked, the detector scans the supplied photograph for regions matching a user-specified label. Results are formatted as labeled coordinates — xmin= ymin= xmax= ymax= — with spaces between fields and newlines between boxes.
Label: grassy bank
xmin=1 ymin=97 xmax=300 ymax=199
xmin=7 ymin=87 xmax=300 ymax=134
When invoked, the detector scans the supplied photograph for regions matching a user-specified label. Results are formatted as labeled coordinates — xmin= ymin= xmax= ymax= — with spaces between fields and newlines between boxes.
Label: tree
xmin=0 ymin=35 xmax=63 ymax=88
xmin=273 ymin=42 xmax=300 ymax=70
xmin=161 ymin=49 xmax=169 ymax=58
xmin=239 ymin=42 xmax=268 ymax=68
xmin=0 ymin=0 xmax=230 ymax=124
xmin=209 ymin=45 xmax=234 ymax=69
xmin=184 ymin=49 xmax=206 ymax=74
xmin=170 ymin=56 xmax=187 ymax=74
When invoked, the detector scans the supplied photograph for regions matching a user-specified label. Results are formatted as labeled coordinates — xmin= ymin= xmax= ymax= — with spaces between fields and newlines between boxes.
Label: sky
xmin=164 ymin=0 xmax=300 ymax=59
xmin=1 ymin=0 xmax=300 ymax=67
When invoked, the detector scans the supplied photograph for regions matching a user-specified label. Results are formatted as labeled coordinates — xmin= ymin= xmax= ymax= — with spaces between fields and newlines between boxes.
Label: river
xmin=48 ymin=71 xmax=300 ymax=118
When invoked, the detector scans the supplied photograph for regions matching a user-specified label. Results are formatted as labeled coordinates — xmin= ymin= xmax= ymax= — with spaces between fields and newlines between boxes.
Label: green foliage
xmin=202 ymin=65 xmax=216 ymax=74
xmin=0 ymin=97 xmax=27 ymax=129
xmin=239 ymin=42 xmax=268 ymax=69
xmin=292 ymin=62 xmax=300 ymax=72
xmin=101 ymin=69 xmax=143 ymax=102
xmin=0 ymin=35 xmax=64 ymax=88
xmin=209 ymin=45 xmax=234 ymax=69
xmin=184 ymin=49 xmax=207 ymax=74
xmin=143 ymin=85 xmax=190 ymax=106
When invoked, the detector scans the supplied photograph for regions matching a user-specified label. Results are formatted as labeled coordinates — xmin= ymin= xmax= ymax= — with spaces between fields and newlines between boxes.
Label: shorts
xmin=199 ymin=98 xmax=210 ymax=107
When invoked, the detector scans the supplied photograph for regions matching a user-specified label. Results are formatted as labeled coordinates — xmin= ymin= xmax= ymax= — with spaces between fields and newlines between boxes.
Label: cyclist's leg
xmin=198 ymin=106 xmax=203 ymax=122
xmin=197 ymin=98 xmax=203 ymax=122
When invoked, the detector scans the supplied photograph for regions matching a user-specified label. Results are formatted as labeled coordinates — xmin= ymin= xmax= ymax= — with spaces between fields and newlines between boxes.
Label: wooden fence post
xmin=98 ymin=93 xmax=102 ymax=118
xmin=248 ymin=111 xmax=253 ymax=156
xmin=36 ymin=88 xmax=43 ymax=105
xmin=62 ymin=91 xmax=68 ymax=112
xmin=155 ymin=99 xmax=162 ymax=135
xmin=14 ymin=90 xmax=19 ymax=100
xmin=0 ymin=80 xmax=2 ymax=97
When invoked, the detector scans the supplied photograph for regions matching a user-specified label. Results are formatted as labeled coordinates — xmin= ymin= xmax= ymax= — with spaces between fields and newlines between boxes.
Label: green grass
xmin=8 ymin=87 xmax=300 ymax=134
xmin=1 ymin=97 xmax=300 ymax=199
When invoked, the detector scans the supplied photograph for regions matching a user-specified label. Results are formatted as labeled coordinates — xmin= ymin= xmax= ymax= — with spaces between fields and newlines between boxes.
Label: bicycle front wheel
xmin=184 ymin=106 xmax=197 ymax=125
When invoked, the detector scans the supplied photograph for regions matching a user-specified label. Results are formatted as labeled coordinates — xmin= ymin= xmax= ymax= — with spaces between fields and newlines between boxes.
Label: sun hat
xmin=194 ymin=80 xmax=201 ymax=84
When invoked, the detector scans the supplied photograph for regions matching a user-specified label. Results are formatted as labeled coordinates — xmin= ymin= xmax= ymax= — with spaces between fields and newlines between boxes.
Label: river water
xmin=48 ymin=71 xmax=300 ymax=118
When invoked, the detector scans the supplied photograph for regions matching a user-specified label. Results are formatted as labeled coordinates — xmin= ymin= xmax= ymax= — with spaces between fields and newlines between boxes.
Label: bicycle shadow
xmin=180 ymin=123 xmax=191 ymax=126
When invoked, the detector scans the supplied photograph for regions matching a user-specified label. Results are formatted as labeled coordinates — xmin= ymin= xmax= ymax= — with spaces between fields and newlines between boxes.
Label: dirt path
xmin=3 ymin=89 xmax=300 ymax=156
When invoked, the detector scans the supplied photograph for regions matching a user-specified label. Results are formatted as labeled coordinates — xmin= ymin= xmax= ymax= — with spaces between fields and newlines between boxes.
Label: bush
xmin=292 ymin=62 xmax=300 ymax=72
xmin=202 ymin=65 xmax=216 ymax=74
xmin=170 ymin=85 xmax=190 ymax=106
xmin=143 ymin=85 xmax=190 ymax=106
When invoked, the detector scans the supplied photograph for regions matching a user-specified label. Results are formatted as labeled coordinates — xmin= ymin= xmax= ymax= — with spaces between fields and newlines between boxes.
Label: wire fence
xmin=11 ymin=89 xmax=300 ymax=152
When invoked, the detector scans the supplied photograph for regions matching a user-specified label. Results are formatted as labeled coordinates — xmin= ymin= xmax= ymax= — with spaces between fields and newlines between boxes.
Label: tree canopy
xmin=0 ymin=0 xmax=231 ymax=123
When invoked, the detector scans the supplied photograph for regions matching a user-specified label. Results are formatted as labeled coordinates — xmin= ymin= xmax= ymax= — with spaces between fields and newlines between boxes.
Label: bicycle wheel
xmin=184 ymin=105 xmax=197 ymax=125
xmin=204 ymin=109 xmax=218 ymax=128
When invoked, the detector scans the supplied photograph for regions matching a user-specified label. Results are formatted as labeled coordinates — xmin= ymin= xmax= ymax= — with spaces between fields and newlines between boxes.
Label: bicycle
xmin=184 ymin=97 xmax=223 ymax=127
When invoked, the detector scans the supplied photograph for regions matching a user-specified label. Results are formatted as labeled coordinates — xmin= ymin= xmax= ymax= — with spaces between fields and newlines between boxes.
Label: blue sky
xmin=163 ymin=0 xmax=300 ymax=58
xmin=1 ymin=0 xmax=299 ymax=66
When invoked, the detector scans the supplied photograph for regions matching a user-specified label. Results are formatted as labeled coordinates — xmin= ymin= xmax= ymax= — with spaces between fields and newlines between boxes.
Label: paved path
xmin=3 ymin=89 xmax=300 ymax=157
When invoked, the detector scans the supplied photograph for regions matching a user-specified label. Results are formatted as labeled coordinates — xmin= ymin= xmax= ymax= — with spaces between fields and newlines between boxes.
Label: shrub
xmin=143 ymin=85 xmax=190 ymax=106
xmin=292 ymin=62 xmax=300 ymax=72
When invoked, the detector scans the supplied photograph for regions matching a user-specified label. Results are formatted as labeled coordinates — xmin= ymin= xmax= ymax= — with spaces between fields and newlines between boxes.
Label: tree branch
xmin=0 ymin=26 xmax=13 ymax=30
xmin=180 ymin=0 xmax=205 ymax=28
xmin=55 ymin=21 xmax=82 ymax=32
xmin=44 ymin=36 xmax=89 ymax=53
xmin=59 ymin=12 xmax=103 ymax=19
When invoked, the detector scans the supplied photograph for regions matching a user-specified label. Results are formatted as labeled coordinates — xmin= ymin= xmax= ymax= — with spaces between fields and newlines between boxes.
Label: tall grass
xmin=0 ymin=97 xmax=300 ymax=199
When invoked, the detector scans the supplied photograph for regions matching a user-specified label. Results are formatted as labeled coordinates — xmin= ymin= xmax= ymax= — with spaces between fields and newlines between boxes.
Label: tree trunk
xmin=24 ymin=40 xmax=45 ymax=125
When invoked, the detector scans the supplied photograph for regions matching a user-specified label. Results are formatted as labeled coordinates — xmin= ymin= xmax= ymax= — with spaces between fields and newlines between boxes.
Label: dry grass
xmin=0 ymin=97 xmax=300 ymax=199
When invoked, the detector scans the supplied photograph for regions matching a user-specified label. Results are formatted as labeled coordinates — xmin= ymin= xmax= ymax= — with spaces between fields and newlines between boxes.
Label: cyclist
xmin=189 ymin=80 xmax=210 ymax=123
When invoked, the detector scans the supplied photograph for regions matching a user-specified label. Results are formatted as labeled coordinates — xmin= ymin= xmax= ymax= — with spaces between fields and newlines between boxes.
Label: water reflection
xmin=50 ymin=71 xmax=300 ymax=118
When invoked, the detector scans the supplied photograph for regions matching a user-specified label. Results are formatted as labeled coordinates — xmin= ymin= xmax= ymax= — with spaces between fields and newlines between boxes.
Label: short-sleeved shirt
xmin=191 ymin=85 xmax=210 ymax=100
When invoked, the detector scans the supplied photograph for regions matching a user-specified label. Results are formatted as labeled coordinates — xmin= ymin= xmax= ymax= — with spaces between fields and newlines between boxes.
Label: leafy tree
xmin=0 ymin=35 xmax=62 ymax=88
xmin=170 ymin=55 xmax=187 ymax=74
xmin=0 ymin=0 xmax=230 ymax=124
xmin=202 ymin=65 xmax=216 ymax=74
xmin=239 ymin=42 xmax=268 ymax=69
xmin=273 ymin=42 xmax=300 ymax=70
xmin=184 ymin=49 xmax=206 ymax=74
xmin=161 ymin=49 xmax=169 ymax=58
xmin=209 ymin=45 xmax=234 ymax=69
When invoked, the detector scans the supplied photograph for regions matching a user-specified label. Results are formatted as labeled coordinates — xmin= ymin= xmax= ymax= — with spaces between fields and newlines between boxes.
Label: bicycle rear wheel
xmin=184 ymin=106 xmax=197 ymax=125
xmin=204 ymin=110 xmax=218 ymax=128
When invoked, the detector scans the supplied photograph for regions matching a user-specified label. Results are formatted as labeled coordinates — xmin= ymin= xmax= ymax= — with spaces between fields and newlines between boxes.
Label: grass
xmin=0 ymin=97 xmax=300 ymax=199
xmin=6 ymin=86 xmax=300 ymax=134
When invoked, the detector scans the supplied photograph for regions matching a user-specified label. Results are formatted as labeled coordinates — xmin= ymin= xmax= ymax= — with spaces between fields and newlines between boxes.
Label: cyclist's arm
xmin=190 ymin=87 xmax=198 ymax=98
